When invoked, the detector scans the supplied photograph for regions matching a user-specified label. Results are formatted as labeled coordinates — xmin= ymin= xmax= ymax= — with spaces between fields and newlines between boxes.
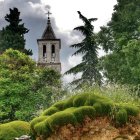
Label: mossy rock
xmin=52 ymin=100 xmax=67 ymax=110
xmin=47 ymin=111 xmax=77 ymax=131
xmin=93 ymin=102 xmax=102 ymax=115
xmin=34 ymin=120 xmax=51 ymax=136
xmin=73 ymin=93 xmax=89 ymax=107
xmin=121 ymin=104 xmax=139 ymax=116
xmin=116 ymin=109 xmax=128 ymax=125
xmin=73 ymin=106 xmax=96 ymax=123
xmin=31 ymin=92 xmax=140 ymax=139
xmin=30 ymin=116 xmax=48 ymax=131
xmin=0 ymin=121 xmax=30 ymax=140
xmin=42 ymin=107 xmax=59 ymax=116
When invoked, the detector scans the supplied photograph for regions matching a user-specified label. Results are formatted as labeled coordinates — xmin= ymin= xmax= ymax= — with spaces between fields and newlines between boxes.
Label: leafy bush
xmin=0 ymin=121 xmax=30 ymax=140
xmin=116 ymin=109 xmax=128 ymax=125
xmin=42 ymin=107 xmax=59 ymax=116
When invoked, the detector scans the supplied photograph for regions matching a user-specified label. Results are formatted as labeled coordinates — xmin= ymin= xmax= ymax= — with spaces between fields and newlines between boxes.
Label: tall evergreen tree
xmin=65 ymin=11 xmax=102 ymax=88
xmin=0 ymin=7 xmax=32 ymax=55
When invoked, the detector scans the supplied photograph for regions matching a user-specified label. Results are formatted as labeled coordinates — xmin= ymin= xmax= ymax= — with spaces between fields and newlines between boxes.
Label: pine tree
xmin=0 ymin=7 xmax=32 ymax=55
xmin=65 ymin=11 xmax=102 ymax=88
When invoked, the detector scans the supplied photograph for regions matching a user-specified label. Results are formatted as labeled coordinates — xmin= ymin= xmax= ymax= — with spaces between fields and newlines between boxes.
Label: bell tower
xmin=37 ymin=11 xmax=61 ymax=72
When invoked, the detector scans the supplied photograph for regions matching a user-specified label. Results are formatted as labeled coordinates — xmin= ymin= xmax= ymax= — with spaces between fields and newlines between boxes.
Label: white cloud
xmin=41 ymin=0 xmax=117 ymax=32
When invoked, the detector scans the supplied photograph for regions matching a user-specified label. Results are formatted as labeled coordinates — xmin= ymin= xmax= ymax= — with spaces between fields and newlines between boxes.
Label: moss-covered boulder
xmin=0 ymin=121 xmax=30 ymax=140
xmin=31 ymin=92 xmax=140 ymax=139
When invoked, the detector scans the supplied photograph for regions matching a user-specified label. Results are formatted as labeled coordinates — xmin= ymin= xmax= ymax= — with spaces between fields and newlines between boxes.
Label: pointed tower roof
xmin=42 ymin=13 xmax=56 ymax=39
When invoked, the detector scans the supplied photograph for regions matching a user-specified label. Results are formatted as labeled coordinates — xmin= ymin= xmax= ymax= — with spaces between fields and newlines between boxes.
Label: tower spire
xmin=41 ymin=11 xmax=56 ymax=39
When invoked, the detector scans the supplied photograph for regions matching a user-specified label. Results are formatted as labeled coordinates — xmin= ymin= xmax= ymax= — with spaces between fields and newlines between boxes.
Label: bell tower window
xmin=43 ymin=45 xmax=46 ymax=57
xmin=52 ymin=45 xmax=55 ymax=54
xmin=51 ymin=45 xmax=55 ymax=62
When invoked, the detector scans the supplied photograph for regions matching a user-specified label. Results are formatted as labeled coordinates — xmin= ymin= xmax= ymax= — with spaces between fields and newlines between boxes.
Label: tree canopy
xmin=98 ymin=0 xmax=140 ymax=86
xmin=0 ymin=49 xmax=63 ymax=122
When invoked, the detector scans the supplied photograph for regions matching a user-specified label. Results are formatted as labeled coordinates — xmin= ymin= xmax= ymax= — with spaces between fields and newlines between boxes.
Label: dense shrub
xmin=116 ymin=109 xmax=128 ymax=125
xmin=42 ymin=107 xmax=59 ymax=116
xmin=0 ymin=121 xmax=30 ymax=140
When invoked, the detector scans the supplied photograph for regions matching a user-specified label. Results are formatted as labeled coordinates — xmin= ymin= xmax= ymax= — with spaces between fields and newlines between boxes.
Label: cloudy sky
xmin=0 ymin=0 xmax=117 ymax=83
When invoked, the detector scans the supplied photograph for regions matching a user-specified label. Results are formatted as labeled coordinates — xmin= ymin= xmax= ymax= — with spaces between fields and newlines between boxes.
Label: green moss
xmin=121 ymin=104 xmax=139 ymax=116
xmin=30 ymin=116 xmax=47 ymax=131
xmin=73 ymin=106 xmax=96 ymax=123
xmin=42 ymin=107 xmax=59 ymax=116
xmin=0 ymin=121 xmax=30 ymax=140
xmin=73 ymin=93 xmax=88 ymax=107
xmin=34 ymin=120 xmax=51 ymax=136
xmin=48 ymin=111 xmax=77 ymax=131
xmin=63 ymin=96 xmax=75 ymax=109
xmin=31 ymin=92 xmax=140 ymax=139
xmin=99 ymin=100 xmax=113 ymax=115
xmin=116 ymin=109 xmax=128 ymax=125
xmin=93 ymin=102 xmax=102 ymax=115
xmin=84 ymin=94 xmax=97 ymax=106
xmin=52 ymin=100 xmax=66 ymax=110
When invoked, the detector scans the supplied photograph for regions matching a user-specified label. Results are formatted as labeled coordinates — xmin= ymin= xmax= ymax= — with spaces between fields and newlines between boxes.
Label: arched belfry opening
xmin=37 ymin=11 xmax=61 ymax=72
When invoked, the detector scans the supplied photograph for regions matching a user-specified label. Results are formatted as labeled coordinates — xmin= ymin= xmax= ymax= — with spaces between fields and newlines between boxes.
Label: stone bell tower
xmin=37 ymin=12 xmax=61 ymax=72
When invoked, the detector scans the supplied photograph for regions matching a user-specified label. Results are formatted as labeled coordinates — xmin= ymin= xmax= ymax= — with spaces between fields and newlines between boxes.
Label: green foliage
xmin=0 ymin=121 xmax=30 ymax=140
xmin=0 ymin=7 xmax=32 ymax=55
xmin=42 ymin=107 xmax=59 ymax=116
xmin=65 ymin=11 xmax=102 ymax=88
xmin=98 ymin=0 xmax=140 ymax=86
xmin=0 ymin=49 xmax=63 ymax=122
xmin=116 ymin=109 xmax=128 ymax=125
